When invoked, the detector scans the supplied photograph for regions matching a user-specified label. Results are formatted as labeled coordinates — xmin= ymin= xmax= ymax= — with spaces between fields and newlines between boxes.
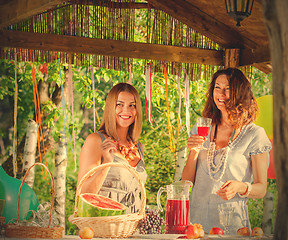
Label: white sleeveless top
xmin=97 ymin=132 xmax=147 ymax=213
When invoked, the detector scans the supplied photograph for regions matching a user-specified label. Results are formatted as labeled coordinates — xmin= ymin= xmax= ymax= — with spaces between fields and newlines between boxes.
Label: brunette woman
xmin=182 ymin=68 xmax=271 ymax=233
xmin=77 ymin=83 xmax=146 ymax=213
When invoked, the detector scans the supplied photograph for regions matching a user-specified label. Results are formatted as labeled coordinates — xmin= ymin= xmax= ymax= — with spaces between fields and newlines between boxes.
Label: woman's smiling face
xmin=115 ymin=91 xmax=137 ymax=128
xmin=213 ymin=74 xmax=230 ymax=112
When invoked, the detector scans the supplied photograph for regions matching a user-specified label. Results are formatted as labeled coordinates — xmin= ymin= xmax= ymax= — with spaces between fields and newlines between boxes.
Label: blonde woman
xmin=77 ymin=83 xmax=146 ymax=213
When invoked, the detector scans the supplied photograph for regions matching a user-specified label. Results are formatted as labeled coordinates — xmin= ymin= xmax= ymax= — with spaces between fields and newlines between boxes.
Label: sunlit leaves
xmin=42 ymin=101 xmax=61 ymax=128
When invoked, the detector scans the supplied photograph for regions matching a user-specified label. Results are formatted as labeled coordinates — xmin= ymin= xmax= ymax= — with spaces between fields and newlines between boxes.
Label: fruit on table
xmin=138 ymin=207 xmax=164 ymax=234
xmin=194 ymin=223 xmax=204 ymax=238
xmin=78 ymin=193 xmax=126 ymax=217
xmin=185 ymin=224 xmax=199 ymax=239
xmin=198 ymin=228 xmax=205 ymax=238
xmin=185 ymin=223 xmax=204 ymax=239
xmin=79 ymin=227 xmax=94 ymax=239
xmin=209 ymin=227 xmax=224 ymax=235
xmin=237 ymin=227 xmax=251 ymax=236
xmin=252 ymin=227 xmax=264 ymax=237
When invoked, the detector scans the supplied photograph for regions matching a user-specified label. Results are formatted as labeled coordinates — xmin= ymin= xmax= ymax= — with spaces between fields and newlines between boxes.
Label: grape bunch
xmin=138 ymin=207 xmax=164 ymax=234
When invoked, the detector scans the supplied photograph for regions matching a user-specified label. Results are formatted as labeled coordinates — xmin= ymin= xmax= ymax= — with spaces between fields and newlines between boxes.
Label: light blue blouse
xmin=189 ymin=123 xmax=272 ymax=233
xmin=97 ymin=132 xmax=147 ymax=214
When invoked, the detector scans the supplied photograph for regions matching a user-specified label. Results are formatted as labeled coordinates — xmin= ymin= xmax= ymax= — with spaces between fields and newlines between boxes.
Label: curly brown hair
xmin=202 ymin=68 xmax=258 ymax=128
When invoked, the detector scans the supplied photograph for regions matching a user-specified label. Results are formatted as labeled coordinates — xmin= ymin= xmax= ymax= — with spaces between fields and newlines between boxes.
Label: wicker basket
xmin=69 ymin=162 xmax=146 ymax=238
xmin=4 ymin=163 xmax=64 ymax=239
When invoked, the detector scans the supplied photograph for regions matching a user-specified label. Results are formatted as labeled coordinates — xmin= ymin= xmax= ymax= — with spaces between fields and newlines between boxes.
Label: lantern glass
xmin=225 ymin=0 xmax=254 ymax=27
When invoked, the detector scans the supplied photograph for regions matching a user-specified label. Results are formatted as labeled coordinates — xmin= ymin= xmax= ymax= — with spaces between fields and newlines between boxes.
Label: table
xmin=0 ymin=233 xmax=274 ymax=240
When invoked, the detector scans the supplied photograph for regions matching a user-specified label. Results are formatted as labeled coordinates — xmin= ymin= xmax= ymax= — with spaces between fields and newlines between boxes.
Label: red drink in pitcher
xmin=165 ymin=199 xmax=190 ymax=234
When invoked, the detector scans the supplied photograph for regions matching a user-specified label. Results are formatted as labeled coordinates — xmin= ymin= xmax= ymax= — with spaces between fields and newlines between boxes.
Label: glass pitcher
xmin=157 ymin=180 xmax=193 ymax=234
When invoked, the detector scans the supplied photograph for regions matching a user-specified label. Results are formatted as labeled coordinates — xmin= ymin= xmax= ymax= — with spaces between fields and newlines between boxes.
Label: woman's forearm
xmin=79 ymin=167 xmax=110 ymax=194
xmin=237 ymin=181 xmax=267 ymax=199
xmin=248 ymin=153 xmax=268 ymax=199
xmin=248 ymin=182 xmax=267 ymax=199
xmin=182 ymin=149 xmax=199 ymax=183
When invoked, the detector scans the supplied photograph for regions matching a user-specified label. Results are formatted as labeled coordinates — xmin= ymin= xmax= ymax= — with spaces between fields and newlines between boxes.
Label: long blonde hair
xmin=98 ymin=83 xmax=143 ymax=143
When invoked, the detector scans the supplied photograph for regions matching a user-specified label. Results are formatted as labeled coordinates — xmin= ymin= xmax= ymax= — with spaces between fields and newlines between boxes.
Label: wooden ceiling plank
xmin=253 ymin=62 xmax=272 ymax=74
xmin=0 ymin=30 xmax=224 ymax=66
xmin=240 ymin=45 xmax=270 ymax=66
xmin=147 ymin=0 xmax=258 ymax=50
xmin=0 ymin=0 xmax=66 ymax=29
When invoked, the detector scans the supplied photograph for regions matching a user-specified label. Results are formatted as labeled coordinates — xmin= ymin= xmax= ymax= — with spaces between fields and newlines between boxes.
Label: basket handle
xmin=74 ymin=162 xmax=146 ymax=216
xmin=17 ymin=162 xmax=55 ymax=228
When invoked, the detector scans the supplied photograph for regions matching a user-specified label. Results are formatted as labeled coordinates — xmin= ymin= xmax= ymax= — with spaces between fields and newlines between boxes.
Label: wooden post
xmin=263 ymin=0 xmax=288 ymax=239
xmin=224 ymin=49 xmax=240 ymax=68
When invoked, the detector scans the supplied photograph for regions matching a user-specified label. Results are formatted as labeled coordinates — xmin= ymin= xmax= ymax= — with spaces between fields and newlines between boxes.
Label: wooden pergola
xmin=1 ymin=1 xmax=287 ymax=240
xmin=0 ymin=0 xmax=271 ymax=73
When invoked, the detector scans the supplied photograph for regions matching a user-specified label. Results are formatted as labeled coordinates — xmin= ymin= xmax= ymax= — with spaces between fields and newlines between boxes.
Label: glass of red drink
xmin=157 ymin=180 xmax=193 ymax=234
xmin=197 ymin=117 xmax=212 ymax=137
xmin=196 ymin=117 xmax=211 ymax=150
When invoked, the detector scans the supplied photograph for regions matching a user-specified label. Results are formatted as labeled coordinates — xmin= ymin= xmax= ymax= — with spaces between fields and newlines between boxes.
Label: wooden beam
xmin=253 ymin=62 xmax=272 ymax=74
xmin=240 ymin=45 xmax=271 ymax=66
xmin=0 ymin=30 xmax=224 ymax=66
xmin=0 ymin=0 xmax=66 ymax=29
xmin=147 ymin=0 xmax=258 ymax=50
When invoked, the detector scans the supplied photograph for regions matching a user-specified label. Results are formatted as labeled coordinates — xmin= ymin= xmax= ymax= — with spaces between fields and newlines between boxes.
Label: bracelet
xmin=238 ymin=182 xmax=252 ymax=198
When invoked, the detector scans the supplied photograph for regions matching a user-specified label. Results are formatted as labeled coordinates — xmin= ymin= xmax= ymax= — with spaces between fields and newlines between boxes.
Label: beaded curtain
xmin=0 ymin=0 xmax=252 ymax=81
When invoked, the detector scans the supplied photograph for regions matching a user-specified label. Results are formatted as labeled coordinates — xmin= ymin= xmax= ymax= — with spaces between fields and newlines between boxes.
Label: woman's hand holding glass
xmin=187 ymin=117 xmax=212 ymax=150
xmin=187 ymin=134 xmax=206 ymax=150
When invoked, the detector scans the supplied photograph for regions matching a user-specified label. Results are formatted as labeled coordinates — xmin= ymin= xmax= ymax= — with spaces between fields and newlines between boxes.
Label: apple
xmin=209 ymin=227 xmax=224 ymax=235
xmin=185 ymin=224 xmax=199 ymax=239
xmin=237 ymin=227 xmax=251 ymax=236
xmin=252 ymin=227 xmax=264 ymax=237
xmin=79 ymin=226 xmax=94 ymax=239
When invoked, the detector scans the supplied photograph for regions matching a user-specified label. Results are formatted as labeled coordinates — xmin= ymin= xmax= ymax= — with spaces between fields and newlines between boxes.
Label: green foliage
xmin=248 ymin=198 xmax=264 ymax=230
xmin=0 ymin=60 xmax=35 ymax=148
xmin=251 ymin=68 xmax=272 ymax=98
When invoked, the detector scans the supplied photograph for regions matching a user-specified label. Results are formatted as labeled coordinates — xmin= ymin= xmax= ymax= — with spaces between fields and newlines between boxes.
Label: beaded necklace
xmin=207 ymin=124 xmax=235 ymax=182
xmin=117 ymin=141 xmax=140 ymax=162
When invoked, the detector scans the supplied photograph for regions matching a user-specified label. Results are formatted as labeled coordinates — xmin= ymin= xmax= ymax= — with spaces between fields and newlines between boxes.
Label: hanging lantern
xmin=225 ymin=0 xmax=254 ymax=27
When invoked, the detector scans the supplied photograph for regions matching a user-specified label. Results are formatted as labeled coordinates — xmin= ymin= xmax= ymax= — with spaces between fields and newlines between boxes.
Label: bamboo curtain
xmin=0 ymin=0 xmax=252 ymax=80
